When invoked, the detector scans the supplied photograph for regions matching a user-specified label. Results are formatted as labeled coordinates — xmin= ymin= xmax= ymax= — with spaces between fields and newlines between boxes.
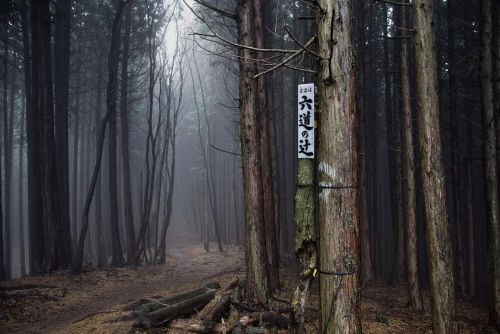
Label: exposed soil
xmin=0 ymin=244 xmax=495 ymax=334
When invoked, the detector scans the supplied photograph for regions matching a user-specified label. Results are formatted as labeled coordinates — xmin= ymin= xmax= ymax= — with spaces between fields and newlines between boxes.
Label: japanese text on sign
xmin=298 ymin=83 xmax=315 ymax=159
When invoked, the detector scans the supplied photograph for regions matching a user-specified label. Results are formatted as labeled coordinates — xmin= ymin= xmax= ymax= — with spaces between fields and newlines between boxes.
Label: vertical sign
xmin=298 ymin=83 xmax=315 ymax=159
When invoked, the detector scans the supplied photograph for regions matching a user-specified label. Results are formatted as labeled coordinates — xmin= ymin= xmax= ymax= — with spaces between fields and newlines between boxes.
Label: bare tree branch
xmin=192 ymin=0 xmax=236 ymax=19
xmin=253 ymin=36 xmax=316 ymax=78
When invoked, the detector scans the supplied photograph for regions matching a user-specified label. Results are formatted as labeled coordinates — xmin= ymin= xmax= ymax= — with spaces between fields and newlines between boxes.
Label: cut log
xmin=138 ymin=281 xmax=220 ymax=316
xmin=170 ymin=319 xmax=210 ymax=333
xmin=197 ymin=276 xmax=239 ymax=321
xmin=202 ymin=295 xmax=232 ymax=328
xmin=137 ymin=287 xmax=219 ymax=328
xmin=219 ymin=305 xmax=239 ymax=334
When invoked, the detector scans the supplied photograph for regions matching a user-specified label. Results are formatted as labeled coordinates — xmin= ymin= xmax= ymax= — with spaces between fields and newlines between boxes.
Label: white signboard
xmin=298 ymin=83 xmax=315 ymax=159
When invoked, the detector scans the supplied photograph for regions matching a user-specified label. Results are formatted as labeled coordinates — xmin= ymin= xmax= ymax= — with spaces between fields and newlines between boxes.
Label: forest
xmin=0 ymin=0 xmax=499 ymax=333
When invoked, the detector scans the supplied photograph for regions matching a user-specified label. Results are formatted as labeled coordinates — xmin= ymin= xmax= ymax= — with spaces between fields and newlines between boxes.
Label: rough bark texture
xmin=494 ymin=0 xmax=500 ymax=182
xmin=355 ymin=0 xmax=373 ymax=284
xmin=253 ymin=0 xmax=279 ymax=293
xmin=54 ymin=0 xmax=73 ymax=269
xmin=316 ymin=0 xmax=361 ymax=333
xmin=401 ymin=2 xmax=423 ymax=312
xmin=480 ymin=0 xmax=500 ymax=327
xmin=237 ymin=0 xmax=269 ymax=304
xmin=412 ymin=0 xmax=457 ymax=332
xmin=290 ymin=158 xmax=316 ymax=334
xmin=31 ymin=0 xmax=62 ymax=273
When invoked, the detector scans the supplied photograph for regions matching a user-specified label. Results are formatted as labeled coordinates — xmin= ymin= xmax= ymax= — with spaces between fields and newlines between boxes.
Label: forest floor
xmin=0 ymin=243 xmax=496 ymax=334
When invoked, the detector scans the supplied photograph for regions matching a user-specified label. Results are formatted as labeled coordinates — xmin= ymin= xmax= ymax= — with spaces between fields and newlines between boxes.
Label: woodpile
xmin=131 ymin=277 xmax=290 ymax=333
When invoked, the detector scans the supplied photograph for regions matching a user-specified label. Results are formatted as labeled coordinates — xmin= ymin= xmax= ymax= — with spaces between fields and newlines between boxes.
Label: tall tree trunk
xmin=237 ymin=0 xmax=269 ymax=304
xmin=31 ymin=0 xmax=62 ymax=273
xmin=447 ymin=0 xmax=466 ymax=297
xmin=253 ymin=0 xmax=279 ymax=292
xmin=108 ymin=76 xmax=124 ymax=266
xmin=413 ymin=0 xmax=457 ymax=332
xmin=94 ymin=58 xmax=105 ymax=267
xmin=493 ymin=0 xmax=500 ymax=187
xmin=316 ymin=0 xmax=361 ymax=333
xmin=401 ymin=1 xmax=423 ymax=312
xmin=2 ymin=24 xmax=11 ymax=279
xmin=73 ymin=0 xmax=126 ymax=273
xmin=108 ymin=0 xmax=125 ymax=267
xmin=71 ymin=70 xmax=81 ymax=248
xmin=54 ymin=0 xmax=72 ymax=269
xmin=290 ymin=83 xmax=316 ymax=333
xmin=480 ymin=0 xmax=500 ymax=326
xmin=22 ymin=0 xmax=40 ymax=275
xmin=187 ymin=52 xmax=224 ymax=254
xmin=19 ymin=97 xmax=26 ymax=277
xmin=0 ymin=24 xmax=5 ymax=282
xmin=356 ymin=0 xmax=373 ymax=283
xmin=120 ymin=2 xmax=135 ymax=264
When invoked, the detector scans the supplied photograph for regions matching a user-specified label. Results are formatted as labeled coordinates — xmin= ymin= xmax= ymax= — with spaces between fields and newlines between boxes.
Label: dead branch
xmin=253 ymin=37 xmax=316 ymax=79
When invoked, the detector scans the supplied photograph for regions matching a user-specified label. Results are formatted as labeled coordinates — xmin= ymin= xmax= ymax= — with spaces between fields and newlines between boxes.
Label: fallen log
xmin=202 ymin=295 xmax=232 ymax=328
xmin=230 ymin=300 xmax=261 ymax=313
xmin=138 ymin=281 xmax=221 ymax=317
xmin=137 ymin=287 xmax=219 ymax=328
xmin=169 ymin=319 xmax=210 ymax=333
xmin=220 ymin=305 xmax=239 ymax=334
xmin=122 ymin=298 xmax=154 ymax=311
xmin=197 ymin=277 xmax=239 ymax=321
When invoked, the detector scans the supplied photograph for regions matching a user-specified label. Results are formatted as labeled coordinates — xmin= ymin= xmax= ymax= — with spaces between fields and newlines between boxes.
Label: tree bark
xmin=31 ymin=0 xmax=62 ymax=273
xmin=119 ymin=2 xmax=136 ymax=264
xmin=237 ymin=0 xmax=269 ymax=304
xmin=54 ymin=0 xmax=73 ymax=269
xmin=2 ymin=23 xmax=11 ymax=279
xmin=19 ymin=96 xmax=26 ymax=277
xmin=253 ymin=0 xmax=279 ymax=292
xmin=356 ymin=0 xmax=373 ymax=283
xmin=22 ymin=0 xmax=41 ymax=275
xmin=413 ymin=0 xmax=457 ymax=332
xmin=316 ymin=0 xmax=361 ymax=333
xmin=0 ymin=24 xmax=5 ymax=282
xmin=494 ymin=0 xmax=500 ymax=188
xmin=401 ymin=1 xmax=423 ymax=312
xmin=480 ymin=0 xmax=500 ymax=326
xmin=71 ymin=69 xmax=81 ymax=248
xmin=108 ymin=0 xmax=125 ymax=266
xmin=290 ymin=156 xmax=316 ymax=333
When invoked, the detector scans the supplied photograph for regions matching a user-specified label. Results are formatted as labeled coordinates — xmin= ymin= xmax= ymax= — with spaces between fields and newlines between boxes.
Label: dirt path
xmin=0 ymin=243 xmax=245 ymax=334
xmin=1 ymin=244 xmax=494 ymax=334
